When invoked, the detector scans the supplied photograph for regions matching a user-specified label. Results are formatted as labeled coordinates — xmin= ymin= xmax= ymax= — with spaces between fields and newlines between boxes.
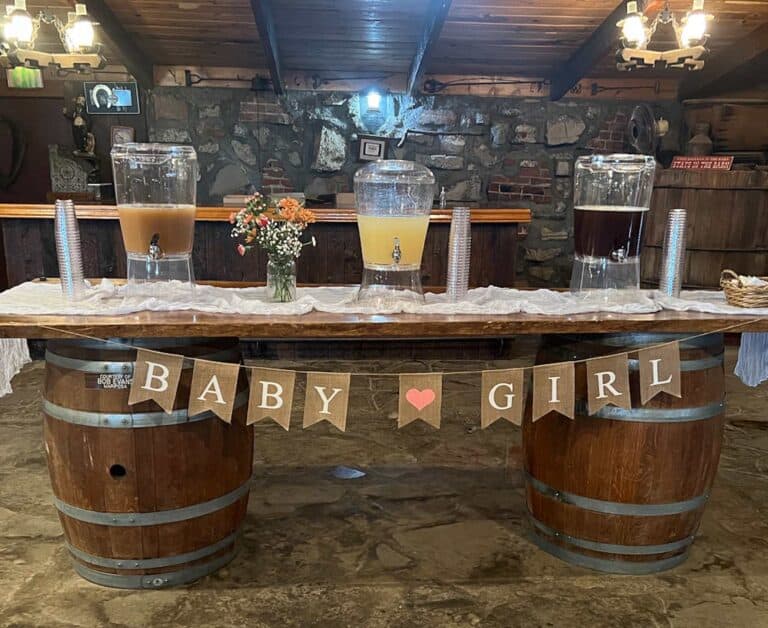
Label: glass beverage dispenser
xmin=354 ymin=160 xmax=436 ymax=306
xmin=570 ymin=154 xmax=656 ymax=292
xmin=111 ymin=144 xmax=199 ymax=296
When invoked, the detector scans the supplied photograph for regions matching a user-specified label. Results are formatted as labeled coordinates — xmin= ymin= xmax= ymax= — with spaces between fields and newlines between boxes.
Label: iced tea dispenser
xmin=111 ymin=144 xmax=198 ymax=295
xmin=354 ymin=160 xmax=436 ymax=306
xmin=571 ymin=154 xmax=656 ymax=292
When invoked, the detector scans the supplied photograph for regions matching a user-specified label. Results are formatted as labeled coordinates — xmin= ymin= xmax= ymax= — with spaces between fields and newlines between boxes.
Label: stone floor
xmin=1 ymin=345 xmax=768 ymax=627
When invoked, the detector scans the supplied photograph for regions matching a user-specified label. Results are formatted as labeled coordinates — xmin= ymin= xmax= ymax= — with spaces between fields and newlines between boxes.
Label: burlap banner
xmin=128 ymin=349 xmax=184 ymax=413
xmin=188 ymin=359 xmax=241 ymax=423
xmin=303 ymin=372 xmax=351 ymax=432
xmin=120 ymin=338 xmax=697 ymax=428
xmin=586 ymin=353 xmax=632 ymax=415
xmin=638 ymin=342 xmax=682 ymax=404
xmin=247 ymin=367 xmax=296 ymax=430
xmin=481 ymin=368 xmax=525 ymax=428
xmin=398 ymin=373 xmax=443 ymax=428
xmin=532 ymin=363 xmax=575 ymax=421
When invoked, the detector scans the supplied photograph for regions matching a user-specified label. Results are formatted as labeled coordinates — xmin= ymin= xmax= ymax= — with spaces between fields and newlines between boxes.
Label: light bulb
xmin=7 ymin=8 xmax=33 ymax=46
xmin=64 ymin=3 xmax=94 ymax=53
xmin=366 ymin=89 xmax=382 ymax=111
xmin=681 ymin=10 xmax=707 ymax=47
xmin=618 ymin=2 xmax=647 ymax=48
xmin=64 ymin=16 xmax=94 ymax=52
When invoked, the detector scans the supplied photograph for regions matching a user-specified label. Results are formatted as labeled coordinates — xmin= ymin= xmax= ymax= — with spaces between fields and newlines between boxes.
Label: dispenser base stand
xmin=356 ymin=266 xmax=424 ymax=308
xmin=570 ymin=255 xmax=641 ymax=292
xmin=126 ymin=254 xmax=195 ymax=298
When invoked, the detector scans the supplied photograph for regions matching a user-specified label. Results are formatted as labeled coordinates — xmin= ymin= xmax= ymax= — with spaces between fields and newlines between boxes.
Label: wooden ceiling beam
xmin=249 ymin=0 xmax=284 ymax=95
xmin=83 ymin=0 xmax=154 ymax=89
xmin=678 ymin=23 xmax=768 ymax=100
xmin=548 ymin=1 xmax=629 ymax=101
xmin=407 ymin=0 xmax=452 ymax=95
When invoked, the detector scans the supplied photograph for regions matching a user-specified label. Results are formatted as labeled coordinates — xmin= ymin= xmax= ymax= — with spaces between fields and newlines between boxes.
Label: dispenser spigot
xmin=611 ymin=246 xmax=627 ymax=263
xmin=148 ymin=233 xmax=164 ymax=261
xmin=392 ymin=237 xmax=402 ymax=264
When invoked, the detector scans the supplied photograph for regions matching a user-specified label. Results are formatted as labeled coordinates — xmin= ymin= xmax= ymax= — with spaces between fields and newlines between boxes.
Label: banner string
xmin=35 ymin=317 xmax=761 ymax=376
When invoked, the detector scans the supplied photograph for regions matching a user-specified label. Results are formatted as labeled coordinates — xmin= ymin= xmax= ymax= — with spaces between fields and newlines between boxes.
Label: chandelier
xmin=1 ymin=0 xmax=105 ymax=72
xmin=616 ymin=0 xmax=712 ymax=71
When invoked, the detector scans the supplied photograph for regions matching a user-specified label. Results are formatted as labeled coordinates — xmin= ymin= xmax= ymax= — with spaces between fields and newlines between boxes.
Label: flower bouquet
xmin=230 ymin=194 xmax=316 ymax=302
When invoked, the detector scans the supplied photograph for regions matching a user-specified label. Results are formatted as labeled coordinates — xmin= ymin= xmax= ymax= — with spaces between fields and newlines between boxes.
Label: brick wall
xmin=586 ymin=112 xmax=628 ymax=154
xmin=488 ymin=159 xmax=552 ymax=204
xmin=261 ymin=159 xmax=294 ymax=195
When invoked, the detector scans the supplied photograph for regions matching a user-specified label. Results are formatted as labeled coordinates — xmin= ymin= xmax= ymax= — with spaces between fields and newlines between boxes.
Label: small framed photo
xmin=84 ymin=81 xmax=141 ymax=114
xmin=358 ymin=135 xmax=388 ymax=162
xmin=110 ymin=126 xmax=135 ymax=147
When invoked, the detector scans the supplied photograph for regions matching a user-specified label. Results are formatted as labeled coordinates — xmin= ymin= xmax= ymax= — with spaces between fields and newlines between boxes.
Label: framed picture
xmin=84 ymin=81 xmax=141 ymax=114
xmin=358 ymin=135 xmax=388 ymax=162
xmin=111 ymin=126 xmax=135 ymax=147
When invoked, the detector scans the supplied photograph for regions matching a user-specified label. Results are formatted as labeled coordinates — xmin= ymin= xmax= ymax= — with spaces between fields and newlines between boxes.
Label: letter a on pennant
xmin=188 ymin=359 xmax=241 ymax=423
xmin=129 ymin=349 xmax=184 ymax=414
xmin=398 ymin=373 xmax=443 ymax=429
xmin=638 ymin=342 xmax=681 ymax=405
xmin=532 ymin=363 xmax=575 ymax=421
xmin=481 ymin=369 xmax=525 ymax=428
xmin=303 ymin=372 xmax=351 ymax=432
xmin=586 ymin=353 xmax=631 ymax=415
xmin=247 ymin=367 xmax=296 ymax=430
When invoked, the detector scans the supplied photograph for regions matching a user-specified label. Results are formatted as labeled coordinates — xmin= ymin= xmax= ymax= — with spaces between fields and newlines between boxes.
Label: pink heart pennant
xmin=406 ymin=388 xmax=436 ymax=411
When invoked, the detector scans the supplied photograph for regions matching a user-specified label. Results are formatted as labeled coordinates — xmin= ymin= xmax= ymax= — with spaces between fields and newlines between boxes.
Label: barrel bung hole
xmin=109 ymin=464 xmax=127 ymax=478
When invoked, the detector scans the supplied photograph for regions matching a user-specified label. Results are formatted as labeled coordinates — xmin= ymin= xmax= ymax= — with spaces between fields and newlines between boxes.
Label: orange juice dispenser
xmin=111 ymin=144 xmax=199 ymax=296
xmin=354 ymin=160 xmax=436 ymax=306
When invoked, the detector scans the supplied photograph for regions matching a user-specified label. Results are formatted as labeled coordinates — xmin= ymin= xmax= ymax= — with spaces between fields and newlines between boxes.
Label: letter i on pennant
xmin=129 ymin=349 xmax=184 ymax=414
xmin=638 ymin=342 xmax=681 ymax=405
xmin=586 ymin=353 xmax=631 ymax=415
xmin=532 ymin=362 xmax=575 ymax=421
xmin=188 ymin=359 xmax=241 ymax=423
xmin=303 ymin=372 xmax=351 ymax=432
xmin=247 ymin=367 xmax=296 ymax=430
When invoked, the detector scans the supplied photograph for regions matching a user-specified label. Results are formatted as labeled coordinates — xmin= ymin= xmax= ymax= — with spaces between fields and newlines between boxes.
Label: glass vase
xmin=266 ymin=258 xmax=297 ymax=302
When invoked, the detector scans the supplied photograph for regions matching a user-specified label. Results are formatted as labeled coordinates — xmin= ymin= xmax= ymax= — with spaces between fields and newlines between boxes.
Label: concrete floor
xmin=1 ymin=346 xmax=767 ymax=628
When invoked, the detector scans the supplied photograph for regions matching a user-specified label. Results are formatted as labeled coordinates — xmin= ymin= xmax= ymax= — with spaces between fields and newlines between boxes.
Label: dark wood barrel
xmin=523 ymin=333 xmax=725 ymax=574
xmin=642 ymin=170 xmax=768 ymax=288
xmin=43 ymin=338 xmax=253 ymax=589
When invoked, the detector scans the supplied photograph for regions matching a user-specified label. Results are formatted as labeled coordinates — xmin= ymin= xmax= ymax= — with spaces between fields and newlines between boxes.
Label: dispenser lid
xmin=354 ymin=159 xmax=435 ymax=185
xmin=111 ymin=143 xmax=197 ymax=160
xmin=575 ymin=153 xmax=655 ymax=174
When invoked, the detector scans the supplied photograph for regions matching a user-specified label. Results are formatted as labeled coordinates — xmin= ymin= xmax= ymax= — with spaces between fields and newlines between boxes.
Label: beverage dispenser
xmin=354 ymin=160 xmax=436 ymax=306
xmin=111 ymin=144 xmax=198 ymax=296
xmin=570 ymin=154 xmax=656 ymax=292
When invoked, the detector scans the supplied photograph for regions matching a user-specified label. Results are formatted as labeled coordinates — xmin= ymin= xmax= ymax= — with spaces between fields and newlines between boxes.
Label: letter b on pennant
xmin=247 ymin=367 xmax=296 ymax=430
xmin=129 ymin=349 xmax=184 ymax=414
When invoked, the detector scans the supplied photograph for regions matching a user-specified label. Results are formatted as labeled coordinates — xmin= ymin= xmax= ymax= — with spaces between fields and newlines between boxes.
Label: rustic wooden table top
xmin=0 ymin=309 xmax=764 ymax=339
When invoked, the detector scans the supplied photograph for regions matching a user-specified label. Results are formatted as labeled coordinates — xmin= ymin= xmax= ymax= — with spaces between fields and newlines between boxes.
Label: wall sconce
xmin=1 ymin=1 xmax=105 ymax=72
xmin=616 ymin=0 xmax=713 ymax=71
xmin=366 ymin=88 xmax=382 ymax=112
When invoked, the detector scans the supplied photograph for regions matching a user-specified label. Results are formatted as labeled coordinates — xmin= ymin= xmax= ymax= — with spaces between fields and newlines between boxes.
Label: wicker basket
xmin=720 ymin=269 xmax=768 ymax=308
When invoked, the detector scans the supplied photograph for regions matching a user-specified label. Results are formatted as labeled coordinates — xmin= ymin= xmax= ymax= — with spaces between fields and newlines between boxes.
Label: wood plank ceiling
xmin=16 ymin=0 xmax=768 ymax=89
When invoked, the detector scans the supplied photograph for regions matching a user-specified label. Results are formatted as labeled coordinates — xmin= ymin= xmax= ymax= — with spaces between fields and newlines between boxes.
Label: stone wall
xmin=147 ymin=88 xmax=681 ymax=286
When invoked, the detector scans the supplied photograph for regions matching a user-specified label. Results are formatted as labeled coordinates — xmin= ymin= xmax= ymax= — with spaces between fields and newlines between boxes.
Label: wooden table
xmin=9 ymin=304 xmax=765 ymax=582
xmin=0 ymin=309 xmax=764 ymax=339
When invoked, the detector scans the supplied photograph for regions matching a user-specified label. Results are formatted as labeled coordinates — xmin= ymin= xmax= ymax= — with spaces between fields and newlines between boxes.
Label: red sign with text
xmin=671 ymin=156 xmax=734 ymax=170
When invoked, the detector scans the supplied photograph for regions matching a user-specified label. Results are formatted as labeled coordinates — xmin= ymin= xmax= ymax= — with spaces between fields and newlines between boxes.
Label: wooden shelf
xmin=0 ymin=204 xmax=531 ymax=224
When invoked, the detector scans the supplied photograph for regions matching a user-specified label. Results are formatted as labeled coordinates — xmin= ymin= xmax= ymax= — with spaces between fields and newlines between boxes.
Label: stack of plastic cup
xmin=659 ymin=208 xmax=687 ymax=298
xmin=446 ymin=207 xmax=471 ymax=302
xmin=54 ymin=199 xmax=86 ymax=301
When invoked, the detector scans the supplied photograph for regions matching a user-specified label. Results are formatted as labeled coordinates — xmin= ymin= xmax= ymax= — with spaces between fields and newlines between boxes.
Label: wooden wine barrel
xmin=523 ymin=333 xmax=725 ymax=574
xmin=43 ymin=338 xmax=253 ymax=589
xmin=642 ymin=170 xmax=768 ymax=288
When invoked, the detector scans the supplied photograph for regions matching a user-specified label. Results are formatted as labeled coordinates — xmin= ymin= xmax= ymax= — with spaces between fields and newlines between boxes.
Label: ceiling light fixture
xmin=616 ymin=0 xmax=713 ymax=71
xmin=1 ymin=1 xmax=104 ymax=72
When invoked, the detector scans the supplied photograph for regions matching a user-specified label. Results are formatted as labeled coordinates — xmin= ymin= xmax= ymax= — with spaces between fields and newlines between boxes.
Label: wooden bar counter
xmin=0 ymin=205 xmax=531 ymax=290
